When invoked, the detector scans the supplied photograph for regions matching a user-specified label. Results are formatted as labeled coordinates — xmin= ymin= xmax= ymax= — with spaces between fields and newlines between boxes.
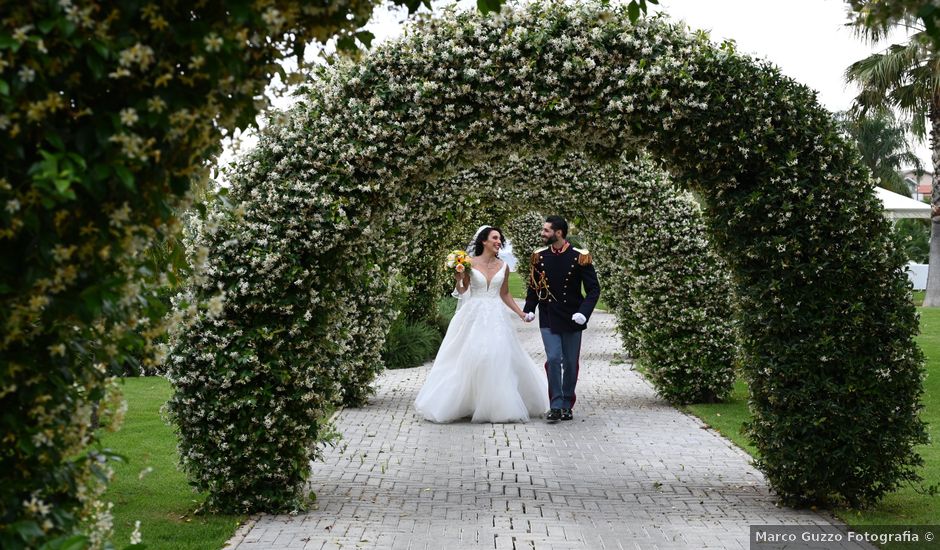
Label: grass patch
xmin=507 ymin=271 xmax=608 ymax=311
xmin=685 ymin=378 xmax=757 ymax=457
xmin=682 ymin=307 xmax=940 ymax=524
xmin=100 ymin=377 xmax=244 ymax=550
xmin=836 ymin=307 xmax=940 ymax=525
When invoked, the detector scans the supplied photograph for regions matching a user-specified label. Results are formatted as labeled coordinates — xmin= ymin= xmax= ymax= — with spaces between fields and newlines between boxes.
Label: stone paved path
xmin=227 ymin=307 xmax=864 ymax=550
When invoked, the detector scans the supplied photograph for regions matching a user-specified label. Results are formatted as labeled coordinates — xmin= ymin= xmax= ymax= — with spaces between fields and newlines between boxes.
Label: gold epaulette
xmin=531 ymin=246 xmax=548 ymax=264
xmin=574 ymin=247 xmax=592 ymax=266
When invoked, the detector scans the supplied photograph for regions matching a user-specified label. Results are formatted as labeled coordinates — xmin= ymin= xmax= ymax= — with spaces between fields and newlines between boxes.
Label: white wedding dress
xmin=414 ymin=264 xmax=550 ymax=423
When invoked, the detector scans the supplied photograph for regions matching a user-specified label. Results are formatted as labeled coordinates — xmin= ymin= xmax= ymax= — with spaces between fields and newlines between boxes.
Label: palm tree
xmin=846 ymin=23 xmax=940 ymax=306
xmin=836 ymin=110 xmax=923 ymax=197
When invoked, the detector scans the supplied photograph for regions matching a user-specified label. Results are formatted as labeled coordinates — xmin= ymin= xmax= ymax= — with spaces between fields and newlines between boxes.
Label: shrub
xmin=381 ymin=318 xmax=443 ymax=370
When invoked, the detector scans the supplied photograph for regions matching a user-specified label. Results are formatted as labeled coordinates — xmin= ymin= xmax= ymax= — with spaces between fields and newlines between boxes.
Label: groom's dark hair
xmin=545 ymin=215 xmax=568 ymax=238
xmin=473 ymin=226 xmax=506 ymax=256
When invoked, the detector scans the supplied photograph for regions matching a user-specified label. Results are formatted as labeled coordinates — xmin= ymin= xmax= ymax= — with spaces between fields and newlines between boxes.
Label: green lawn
xmin=99 ymin=377 xmax=244 ymax=549
xmin=686 ymin=307 xmax=940 ymax=525
xmin=507 ymin=271 xmax=609 ymax=311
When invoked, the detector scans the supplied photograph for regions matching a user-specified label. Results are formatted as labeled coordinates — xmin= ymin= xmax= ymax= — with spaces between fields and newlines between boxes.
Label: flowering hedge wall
xmin=504 ymin=211 xmax=546 ymax=260
xmin=0 ymin=0 xmax=401 ymax=546
xmin=573 ymin=161 xmax=738 ymax=404
xmin=170 ymin=0 xmax=926 ymax=511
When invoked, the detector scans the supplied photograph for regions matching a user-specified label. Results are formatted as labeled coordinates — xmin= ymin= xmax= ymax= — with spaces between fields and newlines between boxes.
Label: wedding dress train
xmin=414 ymin=264 xmax=550 ymax=423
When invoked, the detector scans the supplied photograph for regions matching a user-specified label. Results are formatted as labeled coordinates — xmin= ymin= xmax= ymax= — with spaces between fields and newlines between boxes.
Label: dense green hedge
xmin=505 ymin=211 xmax=546 ymax=260
xmin=0 ymin=0 xmax=409 ymax=546
xmin=576 ymin=166 xmax=738 ymax=404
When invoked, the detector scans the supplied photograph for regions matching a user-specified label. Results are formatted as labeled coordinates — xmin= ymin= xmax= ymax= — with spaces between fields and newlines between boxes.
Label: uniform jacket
xmin=523 ymin=242 xmax=601 ymax=334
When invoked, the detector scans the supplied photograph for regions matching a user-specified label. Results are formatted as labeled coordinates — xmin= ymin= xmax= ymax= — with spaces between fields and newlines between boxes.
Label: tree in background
xmin=836 ymin=110 xmax=922 ymax=197
xmin=845 ymin=20 xmax=940 ymax=305
xmin=896 ymin=218 xmax=931 ymax=264
xmin=850 ymin=0 xmax=940 ymax=50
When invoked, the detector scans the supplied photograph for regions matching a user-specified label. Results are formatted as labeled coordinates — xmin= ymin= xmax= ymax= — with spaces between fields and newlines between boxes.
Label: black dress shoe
xmin=546 ymin=408 xmax=562 ymax=422
xmin=560 ymin=409 xmax=573 ymax=421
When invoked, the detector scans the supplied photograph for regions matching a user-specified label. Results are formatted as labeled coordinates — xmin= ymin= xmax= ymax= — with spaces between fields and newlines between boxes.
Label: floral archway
xmin=167 ymin=2 xmax=926 ymax=512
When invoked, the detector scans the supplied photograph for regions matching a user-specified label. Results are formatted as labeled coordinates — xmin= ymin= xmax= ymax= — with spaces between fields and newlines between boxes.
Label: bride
xmin=414 ymin=226 xmax=550 ymax=423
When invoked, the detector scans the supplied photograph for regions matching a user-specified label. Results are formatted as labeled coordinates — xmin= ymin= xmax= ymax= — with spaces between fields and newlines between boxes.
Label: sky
xmin=218 ymin=0 xmax=929 ymax=173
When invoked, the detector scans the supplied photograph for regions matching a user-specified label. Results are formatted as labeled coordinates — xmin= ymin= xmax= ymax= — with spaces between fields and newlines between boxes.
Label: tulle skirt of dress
xmin=414 ymin=295 xmax=550 ymax=423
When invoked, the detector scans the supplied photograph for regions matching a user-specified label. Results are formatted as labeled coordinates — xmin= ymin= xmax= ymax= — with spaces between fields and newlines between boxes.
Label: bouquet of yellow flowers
xmin=446 ymin=250 xmax=473 ymax=287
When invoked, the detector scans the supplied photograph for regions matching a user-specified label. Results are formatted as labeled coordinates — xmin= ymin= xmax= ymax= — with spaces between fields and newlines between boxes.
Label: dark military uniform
xmin=523 ymin=241 xmax=601 ymax=413
xmin=523 ymin=243 xmax=601 ymax=334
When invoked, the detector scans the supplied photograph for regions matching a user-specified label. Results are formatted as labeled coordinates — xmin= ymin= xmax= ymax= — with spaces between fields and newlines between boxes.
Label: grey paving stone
xmin=228 ymin=305 xmax=867 ymax=550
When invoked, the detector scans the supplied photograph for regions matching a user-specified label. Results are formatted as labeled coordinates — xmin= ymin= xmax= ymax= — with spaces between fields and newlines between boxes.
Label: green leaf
xmin=356 ymin=31 xmax=375 ymax=49
xmin=0 ymin=79 xmax=8 ymax=96
xmin=395 ymin=0 xmax=424 ymax=13
xmin=10 ymin=520 xmax=44 ymax=540
xmin=0 ymin=35 xmax=15 ymax=50
xmin=292 ymin=40 xmax=306 ymax=64
xmin=54 ymin=178 xmax=72 ymax=195
xmin=37 ymin=19 xmax=56 ymax=34
xmin=113 ymin=164 xmax=135 ymax=191
xmin=86 ymin=55 xmax=105 ymax=79
xmin=477 ymin=0 xmax=502 ymax=15
xmin=66 ymin=153 xmax=86 ymax=170
xmin=42 ymin=533 xmax=89 ymax=550
xmin=91 ymin=163 xmax=109 ymax=182
xmin=336 ymin=35 xmax=357 ymax=52
xmin=61 ymin=19 xmax=76 ymax=37
xmin=628 ymin=1 xmax=640 ymax=22
xmin=46 ymin=132 xmax=65 ymax=151
xmin=90 ymin=40 xmax=109 ymax=59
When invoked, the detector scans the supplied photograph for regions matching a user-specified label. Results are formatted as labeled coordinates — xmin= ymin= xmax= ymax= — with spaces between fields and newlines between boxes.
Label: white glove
xmin=524 ymin=312 xmax=536 ymax=322
xmin=572 ymin=313 xmax=587 ymax=325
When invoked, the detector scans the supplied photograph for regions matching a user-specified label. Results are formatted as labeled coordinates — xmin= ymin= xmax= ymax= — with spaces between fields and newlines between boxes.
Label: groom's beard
xmin=543 ymin=234 xmax=558 ymax=245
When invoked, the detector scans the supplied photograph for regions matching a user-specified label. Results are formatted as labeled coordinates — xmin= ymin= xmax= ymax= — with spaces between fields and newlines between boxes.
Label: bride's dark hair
xmin=473 ymin=226 xmax=506 ymax=257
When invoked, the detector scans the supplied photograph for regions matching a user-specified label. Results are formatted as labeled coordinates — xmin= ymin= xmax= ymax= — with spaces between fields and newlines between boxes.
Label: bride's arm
xmin=499 ymin=266 xmax=525 ymax=319
xmin=454 ymin=269 xmax=470 ymax=295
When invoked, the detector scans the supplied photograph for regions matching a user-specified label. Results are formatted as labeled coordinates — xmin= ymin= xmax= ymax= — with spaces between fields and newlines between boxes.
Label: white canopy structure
xmin=876 ymin=187 xmax=932 ymax=219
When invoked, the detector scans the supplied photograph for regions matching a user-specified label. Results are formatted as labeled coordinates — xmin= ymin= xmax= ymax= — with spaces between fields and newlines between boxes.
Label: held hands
xmin=572 ymin=313 xmax=586 ymax=325
xmin=524 ymin=312 xmax=536 ymax=323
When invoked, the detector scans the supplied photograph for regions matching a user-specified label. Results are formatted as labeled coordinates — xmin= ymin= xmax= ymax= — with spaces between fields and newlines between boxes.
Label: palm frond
xmin=846 ymin=41 xmax=924 ymax=93
xmin=839 ymin=109 xmax=924 ymax=193
xmin=889 ymin=83 xmax=931 ymax=128
xmin=848 ymin=5 xmax=924 ymax=44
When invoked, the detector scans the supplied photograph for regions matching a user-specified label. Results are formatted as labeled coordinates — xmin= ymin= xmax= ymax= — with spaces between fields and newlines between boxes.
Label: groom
xmin=523 ymin=216 xmax=601 ymax=423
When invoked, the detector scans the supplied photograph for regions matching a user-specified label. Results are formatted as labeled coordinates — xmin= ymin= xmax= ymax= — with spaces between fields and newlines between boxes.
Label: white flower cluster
xmin=504 ymin=211 xmax=545 ymax=260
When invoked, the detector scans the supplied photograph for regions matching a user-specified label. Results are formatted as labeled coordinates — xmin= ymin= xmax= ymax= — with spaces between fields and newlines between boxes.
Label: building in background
xmin=901 ymin=169 xmax=932 ymax=201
